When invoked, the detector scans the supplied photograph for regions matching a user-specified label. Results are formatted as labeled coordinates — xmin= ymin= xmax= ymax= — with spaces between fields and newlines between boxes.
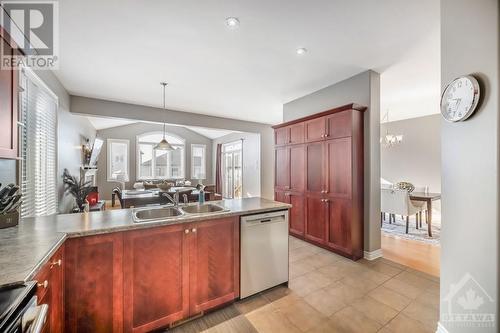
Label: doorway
xmin=222 ymin=140 xmax=243 ymax=199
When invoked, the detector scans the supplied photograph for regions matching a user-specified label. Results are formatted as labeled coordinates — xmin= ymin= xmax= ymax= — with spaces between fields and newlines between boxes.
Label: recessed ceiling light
xmin=225 ymin=17 xmax=240 ymax=29
xmin=296 ymin=47 xmax=308 ymax=55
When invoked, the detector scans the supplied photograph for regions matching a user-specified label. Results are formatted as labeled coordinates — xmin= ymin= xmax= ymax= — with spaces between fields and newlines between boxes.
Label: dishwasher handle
xmin=23 ymin=300 xmax=48 ymax=333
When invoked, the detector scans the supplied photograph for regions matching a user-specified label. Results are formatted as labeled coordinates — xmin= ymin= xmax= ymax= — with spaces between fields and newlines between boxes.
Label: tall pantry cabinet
xmin=273 ymin=103 xmax=365 ymax=260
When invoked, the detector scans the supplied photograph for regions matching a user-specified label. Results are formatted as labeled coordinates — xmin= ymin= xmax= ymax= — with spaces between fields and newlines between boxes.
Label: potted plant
xmin=62 ymin=169 xmax=93 ymax=213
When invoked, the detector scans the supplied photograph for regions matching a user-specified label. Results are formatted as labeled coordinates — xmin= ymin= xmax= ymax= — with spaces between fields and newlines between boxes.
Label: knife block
xmin=0 ymin=211 xmax=19 ymax=229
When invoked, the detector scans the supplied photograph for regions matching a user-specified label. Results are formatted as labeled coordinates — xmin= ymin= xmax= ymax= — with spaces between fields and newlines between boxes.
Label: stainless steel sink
xmin=180 ymin=203 xmax=228 ymax=215
xmin=133 ymin=206 xmax=184 ymax=222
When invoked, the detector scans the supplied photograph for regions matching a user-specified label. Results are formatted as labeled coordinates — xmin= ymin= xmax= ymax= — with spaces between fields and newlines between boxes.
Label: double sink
xmin=133 ymin=203 xmax=229 ymax=223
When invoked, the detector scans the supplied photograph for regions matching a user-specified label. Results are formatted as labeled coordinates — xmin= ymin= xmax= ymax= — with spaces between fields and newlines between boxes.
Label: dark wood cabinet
xmin=289 ymin=123 xmax=305 ymax=144
xmin=65 ymin=233 xmax=124 ymax=333
xmin=35 ymin=245 xmax=64 ymax=333
xmin=289 ymin=145 xmax=305 ymax=192
xmin=0 ymin=28 xmax=19 ymax=159
xmin=305 ymin=195 xmax=327 ymax=244
xmin=306 ymin=142 xmax=324 ymax=194
xmin=189 ymin=217 xmax=239 ymax=315
xmin=122 ymin=217 xmax=239 ymax=331
xmin=123 ymin=224 xmax=189 ymax=333
xmin=274 ymin=127 xmax=288 ymax=146
xmin=288 ymin=193 xmax=305 ymax=237
xmin=273 ymin=103 xmax=365 ymax=260
xmin=274 ymin=146 xmax=289 ymax=190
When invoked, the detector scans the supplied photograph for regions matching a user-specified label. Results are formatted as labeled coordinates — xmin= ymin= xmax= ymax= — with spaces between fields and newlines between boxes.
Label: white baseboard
xmin=436 ymin=322 xmax=449 ymax=333
xmin=363 ymin=249 xmax=383 ymax=260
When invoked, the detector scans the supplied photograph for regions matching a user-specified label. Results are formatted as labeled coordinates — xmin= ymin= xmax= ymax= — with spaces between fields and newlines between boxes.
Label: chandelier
xmin=380 ymin=110 xmax=403 ymax=148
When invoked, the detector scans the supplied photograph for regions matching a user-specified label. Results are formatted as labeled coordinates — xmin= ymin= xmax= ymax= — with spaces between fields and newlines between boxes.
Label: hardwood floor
xmin=381 ymin=233 xmax=440 ymax=277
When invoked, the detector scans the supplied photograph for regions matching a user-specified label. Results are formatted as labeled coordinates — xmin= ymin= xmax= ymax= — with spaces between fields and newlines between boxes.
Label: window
xmin=19 ymin=69 xmax=58 ymax=218
xmin=107 ymin=139 xmax=130 ymax=182
xmin=191 ymin=144 xmax=206 ymax=179
xmin=222 ymin=140 xmax=243 ymax=199
xmin=136 ymin=132 xmax=185 ymax=179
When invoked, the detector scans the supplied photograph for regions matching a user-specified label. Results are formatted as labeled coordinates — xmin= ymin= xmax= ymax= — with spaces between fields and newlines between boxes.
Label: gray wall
xmin=283 ymin=70 xmax=381 ymax=253
xmin=381 ymin=114 xmax=441 ymax=193
xmin=70 ymin=96 xmax=274 ymax=199
xmin=33 ymin=70 xmax=97 ymax=214
xmin=212 ymin=132 xmax=261 ymax=198
xmin=440 ymin=0 xmax=499 ymax=332
xmin=96 ymin=122 xmax=213 ymax=200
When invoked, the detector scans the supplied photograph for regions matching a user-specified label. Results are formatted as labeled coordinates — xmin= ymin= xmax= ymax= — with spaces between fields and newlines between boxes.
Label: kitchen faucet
xmin=161 ymin=192 xmax=188 ymax=206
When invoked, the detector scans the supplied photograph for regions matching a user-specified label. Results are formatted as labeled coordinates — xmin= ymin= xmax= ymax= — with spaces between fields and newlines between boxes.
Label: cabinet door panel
xmin=326 ymin=198 xmax=352 ymax=253
xmin=65 ymin=234 xmax=123 ymax=333
xmin=326 ymin=111 xmax=352 ymax=139
xmin=289 ymin=194 xmax=305 ymax=237
xmin=305 ymin=117 xmax=326 ymax=142
xmin=289 ymin=123 xmax=305 ymax=144
xmin=123 ymin=224 xmax=189 ymax=332
xmin=275 ymin=147 xmax=290 ymax=190
xmin=289 ymin=145 xmax=305 ymax=192
xmin=274 ymin=190 xmax=289 ymax=204
xmin=189 ymin=217 xmax=239 ymax=315
xmin=0 ymin=34 xmax=18 ymax=159
xmin=305 ymin=196 xmax=326 ymax=244
xmin=306 ymin=143 xmax=324 ymax=193
xmin=326 ymin=137 xmax=352 ymax=198
xmin=274 ymin=127 xmax=289 ymax=145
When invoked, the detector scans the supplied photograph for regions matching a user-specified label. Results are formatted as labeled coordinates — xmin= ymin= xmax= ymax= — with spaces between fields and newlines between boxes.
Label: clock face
xmin=440 ymin=76 xmax=480 ymax=122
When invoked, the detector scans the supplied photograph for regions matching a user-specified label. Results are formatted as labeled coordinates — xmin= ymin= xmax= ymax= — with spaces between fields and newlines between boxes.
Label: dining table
xmin=409 ymin=192 xmax=441 ymax=237
xmin=120 ymin=187 xmax=211 ymax=208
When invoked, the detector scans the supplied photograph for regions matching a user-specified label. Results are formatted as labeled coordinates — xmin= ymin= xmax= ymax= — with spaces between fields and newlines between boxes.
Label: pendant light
xmin=155 ymin=82 xmax=174 ymax=151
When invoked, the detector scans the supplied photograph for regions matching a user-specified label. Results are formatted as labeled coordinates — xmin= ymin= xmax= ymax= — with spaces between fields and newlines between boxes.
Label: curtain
xmin=215 ymin=143 xmax=222 ymax=194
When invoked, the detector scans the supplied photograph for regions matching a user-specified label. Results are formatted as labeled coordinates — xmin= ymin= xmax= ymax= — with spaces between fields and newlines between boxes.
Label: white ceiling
xmin=84 ymin=116 xmax=237 ymax=139
xmin=55 ymin=0 xmax=439 ymax=124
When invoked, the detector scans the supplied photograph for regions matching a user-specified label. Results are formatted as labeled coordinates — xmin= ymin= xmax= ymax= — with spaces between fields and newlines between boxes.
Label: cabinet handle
xmin=50 ymin=259 xmax=62 ymax=268
xmin=192 ymin=228 xmax=197 ymax=233
xmin=37 ymin=280 xmax=48 ymax=289
xmin=185 ymin=229 xmax=190 ymax=234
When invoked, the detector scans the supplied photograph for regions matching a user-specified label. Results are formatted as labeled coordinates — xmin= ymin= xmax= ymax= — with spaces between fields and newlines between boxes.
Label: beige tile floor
xmin=168 ymin=236 xmax=440 ymax=333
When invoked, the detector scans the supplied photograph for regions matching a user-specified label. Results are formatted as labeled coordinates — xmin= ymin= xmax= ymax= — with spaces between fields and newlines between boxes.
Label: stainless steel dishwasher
xmin=240 ymin=210 xmax=289 ymax=298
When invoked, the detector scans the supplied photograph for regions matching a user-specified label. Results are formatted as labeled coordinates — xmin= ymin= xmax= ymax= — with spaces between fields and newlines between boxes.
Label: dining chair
xmin=411 ymin=186 xmax=428 ymax=228
xmin=381 ymin=188 xmax=426 ymax=233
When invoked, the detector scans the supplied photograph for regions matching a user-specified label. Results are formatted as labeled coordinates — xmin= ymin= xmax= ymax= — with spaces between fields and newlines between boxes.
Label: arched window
xmin=136 ymin=132 xmax=185 ymax=179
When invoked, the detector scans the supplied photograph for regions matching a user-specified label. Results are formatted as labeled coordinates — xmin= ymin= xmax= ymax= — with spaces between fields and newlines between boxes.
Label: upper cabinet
xmin=0 ymin=28 xmax=20 ymax=159
xmin=274 ymin=122 xmax=305 ymax=146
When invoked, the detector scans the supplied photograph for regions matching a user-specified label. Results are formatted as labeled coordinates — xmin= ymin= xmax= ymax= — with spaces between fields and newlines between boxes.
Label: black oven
xmin=0 ymin=281 xmax=48 ymax=333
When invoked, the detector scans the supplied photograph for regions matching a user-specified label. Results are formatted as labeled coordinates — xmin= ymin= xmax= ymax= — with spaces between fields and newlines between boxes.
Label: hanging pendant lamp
xmin=155 ymin=82 xmax=174 ymax=151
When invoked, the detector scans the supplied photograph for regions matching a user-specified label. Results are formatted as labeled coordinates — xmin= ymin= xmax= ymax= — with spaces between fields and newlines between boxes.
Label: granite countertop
xmin=0 ymin=197 xmax=290 ymax=287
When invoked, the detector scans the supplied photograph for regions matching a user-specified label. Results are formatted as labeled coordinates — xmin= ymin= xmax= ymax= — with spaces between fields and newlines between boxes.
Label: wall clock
xmin=440 ymin=75 xmax=480 ymax=122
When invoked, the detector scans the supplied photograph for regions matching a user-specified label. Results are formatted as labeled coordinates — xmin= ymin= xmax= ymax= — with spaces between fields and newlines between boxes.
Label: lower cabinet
xmin=64 ymin=233 xmax=124 ymax=333
xmin=274 ymin=191 xmax=305 ymax=237
xmin=189 ymin=217 xmax=239 ymax=315
xmin=305 ymin=195 xmax=327 ymax=244
xmin=65 ymin=217 xmax=240 ymax=333
xmin=123 ymin=223 xmax=189 ymax=333
xmin=34 ymin=245 xmax=64 ymax=333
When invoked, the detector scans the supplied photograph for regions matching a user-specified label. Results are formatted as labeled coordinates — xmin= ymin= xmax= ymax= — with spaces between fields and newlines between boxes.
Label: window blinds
xmin=20 ymin=70 xmax=58 ymax=218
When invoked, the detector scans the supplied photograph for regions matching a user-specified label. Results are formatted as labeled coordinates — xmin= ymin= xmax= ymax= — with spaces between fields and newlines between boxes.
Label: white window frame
xmin=136 ymin=132 xmax=186 ymax=180
xmin=107 ymin=138 xmax=130 ymax=182
xmin=191 ymin=144 xmax=206 ymax=180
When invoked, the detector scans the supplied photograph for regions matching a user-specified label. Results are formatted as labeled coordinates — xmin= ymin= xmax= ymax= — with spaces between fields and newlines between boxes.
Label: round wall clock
xmin=440 ymin=75 xmax=481 ymax=122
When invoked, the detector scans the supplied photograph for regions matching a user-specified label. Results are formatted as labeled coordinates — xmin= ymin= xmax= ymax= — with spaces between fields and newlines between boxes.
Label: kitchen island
xmin=0 ymin=197 xmax=290 ymax=332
